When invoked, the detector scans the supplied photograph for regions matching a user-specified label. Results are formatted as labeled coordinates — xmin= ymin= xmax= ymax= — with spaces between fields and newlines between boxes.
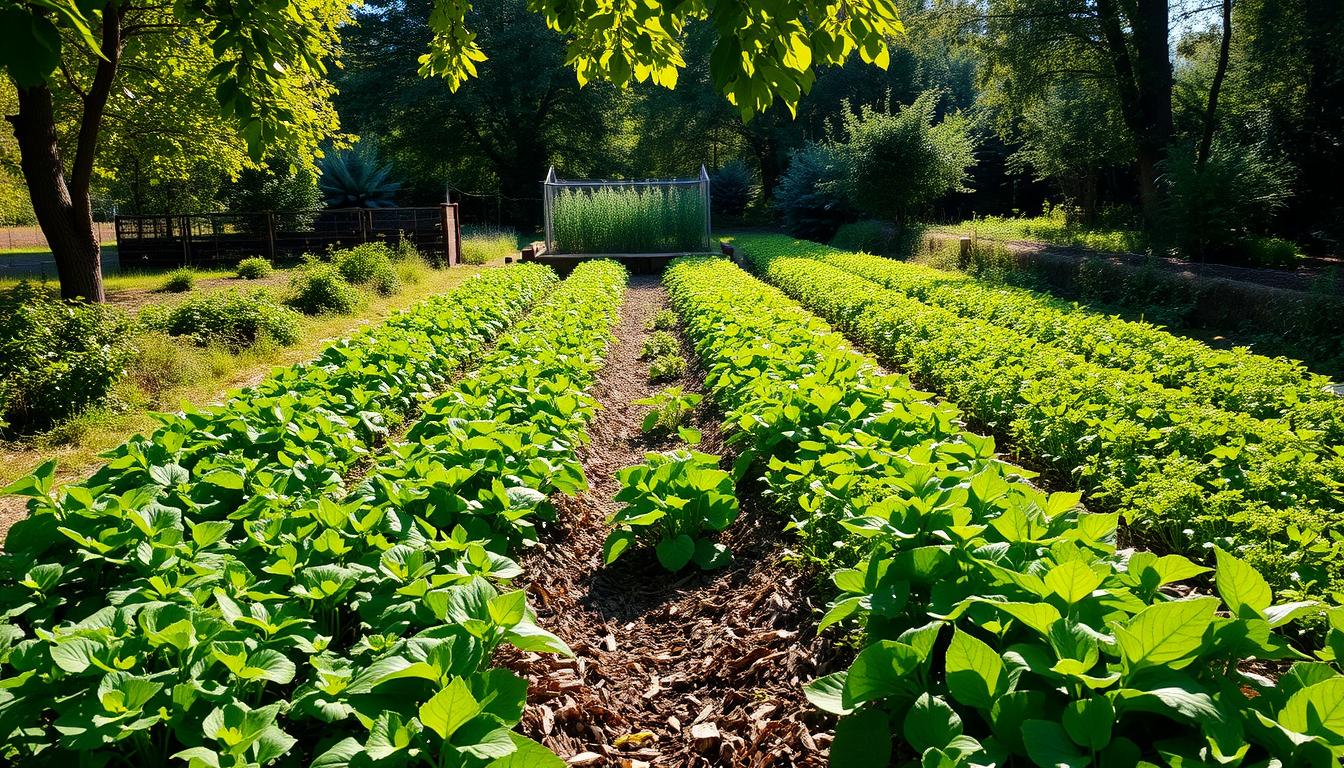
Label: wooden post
xmin=958 ymin=236 xmax=972 ymax=270
xmin=265 ymin=212 xmax=276 ymax=264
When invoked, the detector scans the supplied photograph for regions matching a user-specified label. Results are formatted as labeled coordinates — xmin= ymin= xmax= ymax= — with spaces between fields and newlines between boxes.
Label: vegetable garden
xmin=2 ymin=231 xmax=1343 ymax=767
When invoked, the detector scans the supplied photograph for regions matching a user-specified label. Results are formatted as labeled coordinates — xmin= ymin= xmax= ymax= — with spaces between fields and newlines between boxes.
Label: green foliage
xmin=224 ymin=156 xmax=322 ymax=214
xmin=635 ymin=386 xmax=702 ymax=434
xmin=709 ymin=160 xmax=757 ymax=216
xmin=735 ymin=232 xmax=1344 ymax=608
xmin=461 ymin=227 xmax=517 ymax=266
xmin=774 ymin=143 xmax=851 ymax=242
xmin=604 ymin=449 xmax=738 ymax=571
xmin=831 ymin=92 xmax=978 ymax=222
xmin=641 ymin=331 xmax=679 ymax=360
xmin=318 ymin=142 xmax=402 ymax=208
xmin=159 ymin=268 xmax=196 ymax=293
xmin=234 ymin=257 xmax=273 ymax=280
xmin=0 ymin=265 xmax=570 ymax=763
xmin=648 ymin=354 xmax=686 ymax=383
xmin=646 ymin=309 xmax=678 ymax=332
xmin=0 ymin=283 xmax=134 ymax=434
xmin=664 ymin=255 xmax=1344 ymax=768
xmin=551 ymin=185 xmax=707 ymax=254
xmin=948 ymin=209 xmax=1147 ymax=253
xmin=1163 ymin=140 xmax=1294 ymax=264
xmin=286 ymin=262 xmax=362 ymax=314
xmin=333 ymin=243 xmax=401 ymax=296
xmin=830 ymin=220 xmax=903 ymax=254
xmin=139 ymin=289 xmax=302 ymax=349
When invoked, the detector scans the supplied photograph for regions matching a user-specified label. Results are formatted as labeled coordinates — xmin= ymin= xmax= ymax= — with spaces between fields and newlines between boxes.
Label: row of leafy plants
xmin=733 ymin=237 xmax=1344 ymax=612
xmin=0 ymin=264 xmax=564 ymax=765
xmin=739 ymin=233 xmax=1342 ymax=440
xmin=663 ymin=256 xmax=1344 ymax=767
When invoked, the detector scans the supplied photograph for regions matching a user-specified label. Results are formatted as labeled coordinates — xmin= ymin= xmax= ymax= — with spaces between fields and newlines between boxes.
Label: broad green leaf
xmin=1214 ymin=548 xmax=1272 ymax=618
xmin=803 ymin=672 xmax=852 ymax=715
xmin=484 ymin=733 xmax=566 ymax=767
xmin=1022 ymin=719 xmax=1091 ymax=768
xmin=1063 ymin=697 xmax=1113 ymax=750
xmin=419 ymin=678 xmax=481 ymax=741
xmin=1044 ymin=560 xmax=1104 ymax=605
xmin=654 ymin=534 xmax=695 ymax=571
xmin=1114 ymin=598 xmax=1218 ymax=672
xmin=904 ymin=693 xmax=962 ymax=753
xmin=1277 ymin=678 xmax=1344 ymax=740
xmin=944 ymin=629 xmax=1004 ymax=709
xmin=831 ymin=708 xmax=891 ymax=768
xmin=844 ymin=641 xmax=920 ymax=706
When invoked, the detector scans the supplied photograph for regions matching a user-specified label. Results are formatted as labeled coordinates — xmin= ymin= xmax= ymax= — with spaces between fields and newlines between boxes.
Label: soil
xmin=500 ymin=276 xmax=846 ymax=767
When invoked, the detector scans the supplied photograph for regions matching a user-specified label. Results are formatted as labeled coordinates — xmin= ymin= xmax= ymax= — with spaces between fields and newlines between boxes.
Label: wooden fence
xmin=114 ymin=205 xmax=461 ymax=268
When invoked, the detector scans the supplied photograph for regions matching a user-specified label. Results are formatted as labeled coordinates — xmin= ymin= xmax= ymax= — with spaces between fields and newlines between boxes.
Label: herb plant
xmin=604 ymin=449 xmax=739 ymax=572
xmin=648 ymin=353 xmax=686 ymax=383
xmin=635 ymin=386 xmax=701 ymax=434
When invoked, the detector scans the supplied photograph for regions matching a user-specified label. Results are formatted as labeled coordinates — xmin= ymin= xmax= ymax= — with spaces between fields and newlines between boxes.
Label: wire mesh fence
xmin=542 ymin=167 xmax=711 ymax=255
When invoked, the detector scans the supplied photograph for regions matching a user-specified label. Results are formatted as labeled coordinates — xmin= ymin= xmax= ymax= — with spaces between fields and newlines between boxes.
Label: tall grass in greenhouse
xmin=552 ymin=186 xmax=707 ymax=253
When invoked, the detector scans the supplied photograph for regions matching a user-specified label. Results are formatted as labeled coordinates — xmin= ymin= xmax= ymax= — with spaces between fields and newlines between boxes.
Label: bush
xmin=1236 ymin=236 xmax=1303 ymax=269
xmin=235 ymin=257 xmax=273 ymax=280
xmin=140 ymin=289 xmax=302 ymax=349
xmin=646 ymin=309 xmax=677 ymax=331
xmin=648 ymin=353 xmax=686 ymax=383
xmin=1162 ymin=140 xmax=1292 ymax=264
xmin=160 ymin=268 xmax=196 ymax=293
xmin=461 ymin=227 xmax=517 ymax=266
xmin=832 ymin=91 xmax=978 ymax=223
xmin=333 ymin=243 xmax=401 ymax=296
xmin=0 ymin=283 xmax=135 ymax=433
xmin=641 ymin=330 xmax=679 ymax=360
xmin=286 ymin=263 xmax=362 ymax=315
xmin=774 ymin=143 xmax=852 ymax=242
xmin=710 ymin=160 xmax=757 ymax=217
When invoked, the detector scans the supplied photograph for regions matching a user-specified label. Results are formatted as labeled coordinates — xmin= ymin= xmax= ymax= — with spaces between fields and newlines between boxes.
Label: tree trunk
xmin=7 ymin=85 xmax=104 ymax=302
xmin=1197 ymin=0 xmax=1234 ymax=170
xmin=5 ymin=2 xmax=123 ymax=302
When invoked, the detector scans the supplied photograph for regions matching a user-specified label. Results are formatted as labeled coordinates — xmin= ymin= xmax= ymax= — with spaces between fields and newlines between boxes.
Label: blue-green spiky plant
xmin=318 ymin=141 xmax=402 ymax=208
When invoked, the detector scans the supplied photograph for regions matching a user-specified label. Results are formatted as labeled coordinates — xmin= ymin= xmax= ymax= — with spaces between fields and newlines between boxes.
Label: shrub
xmin=333 ymin=243 xmax=401 ymax=296
xmin=774 ymin=143 xmax=851 ymax=242
xmin=1237 ymin=236 xmax=1303 ymax=269
xmin=0 ymin=283 xmax=135 ymax=433
xmin=461 ymin=226 xmax=517 ymax=266
xmin=287 ymin=263 xmax=362 ymax=315
xmin=140 ymin=289 xmax=302 ymax=349
xmin=641 ymin=330 xmax=679 ymax=360
xmin=160 ymin=268 xmax=196 ymax=293
xmin=710 ymin=160 xmax=757 ymax=217
xmin=235 ymin=257 xmax=273 ymax=280
xmin=1162 ymin=140 xmax=1292 ymax=264
xmin=646 ymin=309 xmax=677 ymax=331
xmin=648 ymin=353 xmax=686 ymax=383
xmin=831 ymin=91 xmax=978 ymax=224
xmin=391 ymin=236 xmax=422 ymax=263
xmin=635 ymin=386 xmax=701 ymax=434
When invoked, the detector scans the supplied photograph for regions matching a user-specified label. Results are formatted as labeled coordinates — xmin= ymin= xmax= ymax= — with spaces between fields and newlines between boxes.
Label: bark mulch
xmin=501 ymin=276 xmax=848 ymax=767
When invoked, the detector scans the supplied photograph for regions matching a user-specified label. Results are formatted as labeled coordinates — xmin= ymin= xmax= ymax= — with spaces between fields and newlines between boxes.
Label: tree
xmin=4 ymin=0 xmax=905 ymax=301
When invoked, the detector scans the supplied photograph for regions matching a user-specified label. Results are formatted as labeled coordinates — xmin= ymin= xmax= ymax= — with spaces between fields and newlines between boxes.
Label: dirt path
xmin=504 ymin=277 xmax=843 ymax=767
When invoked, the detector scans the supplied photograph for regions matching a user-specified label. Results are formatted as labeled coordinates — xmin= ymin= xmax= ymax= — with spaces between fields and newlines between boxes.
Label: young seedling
xmin=603 ymin=449 xmax=739 ymax=572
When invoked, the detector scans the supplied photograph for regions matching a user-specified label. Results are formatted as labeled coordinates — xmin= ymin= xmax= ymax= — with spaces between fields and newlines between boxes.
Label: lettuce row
xmin=664 ymin=256 xmax=1344 ymax=768
xmin=0 ymin=264 xmax=604 ymax=766
xmin=737 ymin=239 xmax=1344 ymax=609
xmin=737 ymin=233 xmax=1343 ymax=441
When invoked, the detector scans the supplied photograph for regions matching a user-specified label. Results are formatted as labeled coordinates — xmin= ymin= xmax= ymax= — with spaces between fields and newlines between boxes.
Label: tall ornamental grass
xmin=552 ymin=185 xmax=707 ymax=254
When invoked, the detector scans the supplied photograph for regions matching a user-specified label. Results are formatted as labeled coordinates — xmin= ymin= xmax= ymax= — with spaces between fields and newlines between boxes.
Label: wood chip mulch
xmin=499 ymin=276 xmax=850 ymax=767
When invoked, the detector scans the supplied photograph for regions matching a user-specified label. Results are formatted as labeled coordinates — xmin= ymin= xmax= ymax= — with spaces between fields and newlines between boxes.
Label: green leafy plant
xmin=646 ymin=309 xmax=677 ymax=331
xmin=0 ymin=282 xmax=135 ymax=434
xmin=461 ymin=226 xmax=517 ymax=266
xmin=286 ymin=262 xmax=362 ymax=314
xmin=139 ymin=289 xmax=302 ymax=349
xmin=604 ymin=449 xmax=739 ymax=571
xmin=235 ymin=257 xmax=273 ymax=279
xmin=635 ymin=386 xmax=701 ymax=434
xmin=332 ymin=242 xmax=401 ymax=296
xmin=160 ymin=267 xmax=196 ymax=293
xmin=648 ymin=353 xmax=686 ymax=383
xmin=641 ymin=330 xmax=679 ymax=360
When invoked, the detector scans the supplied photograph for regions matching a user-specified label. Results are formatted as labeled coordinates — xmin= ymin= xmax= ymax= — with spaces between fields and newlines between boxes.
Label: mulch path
xmin=500 ymin=276 xmax=846 ymax=767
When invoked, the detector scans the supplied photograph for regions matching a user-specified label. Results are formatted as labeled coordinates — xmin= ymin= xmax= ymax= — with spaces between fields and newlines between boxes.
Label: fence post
xmin=266 ymin=212 xmax=276 ymax=263
xmin=181 ymin=215 xmax=192 ymax=267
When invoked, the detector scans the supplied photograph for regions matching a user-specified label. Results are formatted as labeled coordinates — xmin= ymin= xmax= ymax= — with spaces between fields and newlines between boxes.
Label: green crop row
xmin=663 ymin=256 xmax=1344 ymax=768
xmin=734 ymin=234 xmax=1343 ymax=442
xmin=736 ymin=239 xmax=1344 ymax=609
xmin=0 ymin=263 xmax=626 ymax=766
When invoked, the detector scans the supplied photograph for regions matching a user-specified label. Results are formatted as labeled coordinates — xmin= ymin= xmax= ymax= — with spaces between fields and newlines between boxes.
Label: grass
xmin=551 ymin=185 xmax=707 ymax=254
xmin=0 ymin=265 xmax=483 ymax=496
xmin=934 ymin=210 xmax=1147 ymax=254
xmin=461 ymin=226 xmax=519 ymax=265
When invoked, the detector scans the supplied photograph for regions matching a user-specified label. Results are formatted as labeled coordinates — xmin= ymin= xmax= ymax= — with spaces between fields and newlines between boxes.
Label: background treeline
xmin=4 ymin=0 xmax=1340 ymax=265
